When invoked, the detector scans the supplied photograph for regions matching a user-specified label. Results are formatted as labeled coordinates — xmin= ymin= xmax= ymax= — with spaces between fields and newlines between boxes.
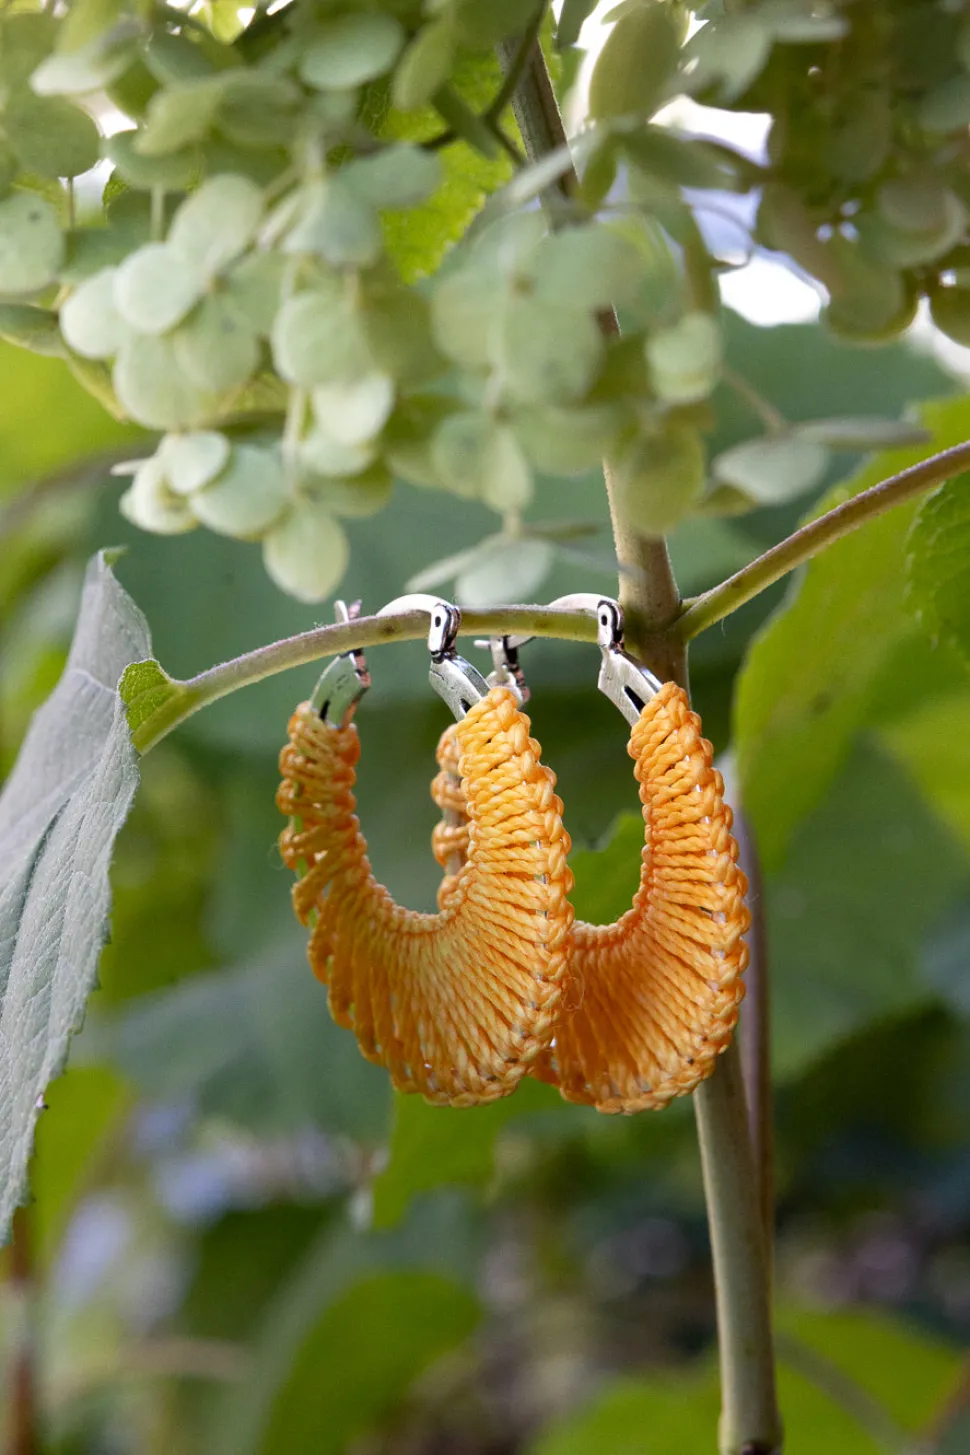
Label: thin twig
xmin=132 ymin=603 xmax=602 ymax=754
xmin=424 ymin=2 xmax=547 ymax=152
xmin=496 ymin=34 xmax=686 ymax=684
xmin=677 ymin=439 xmax=970 ymax=641
xmin=732 ymin=805 xmax=774 ymax=1267
xmin=501 ymin=35 xmax=780 ymax=1455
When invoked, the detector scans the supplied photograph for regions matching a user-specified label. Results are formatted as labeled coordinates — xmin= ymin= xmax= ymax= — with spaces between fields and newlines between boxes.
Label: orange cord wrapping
xmin=432 ymin=683 xmax=749 ymax=1113
xmin=277 ymin=687 xmax=574 ymax=1107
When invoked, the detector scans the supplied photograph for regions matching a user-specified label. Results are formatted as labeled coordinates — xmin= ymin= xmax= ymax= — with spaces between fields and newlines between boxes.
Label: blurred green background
xmin=2 ymin=306 xmax=970 ymax=1453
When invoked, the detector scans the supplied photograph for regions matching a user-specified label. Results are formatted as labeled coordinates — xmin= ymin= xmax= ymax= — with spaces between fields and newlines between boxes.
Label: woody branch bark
xmin=499 ymin=28 xmax=781 ymax=1455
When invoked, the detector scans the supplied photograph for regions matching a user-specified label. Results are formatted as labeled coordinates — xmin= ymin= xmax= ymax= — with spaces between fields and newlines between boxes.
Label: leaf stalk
xmin=677 ymin=440 xmax=970 ymax=641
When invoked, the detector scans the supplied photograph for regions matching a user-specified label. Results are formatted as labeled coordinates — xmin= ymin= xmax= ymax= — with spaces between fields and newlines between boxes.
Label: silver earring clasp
xmin=472 ymin=634 xmax=530 ymax=705
xmin=311 ymin=600 xmax=372 ymax=726
xmin=503 ymin=593 xmax=661 ymax=727
xmin=378 ymin=593 xmax=489 ymax=721
xmin=591 ymin=598 xmax=663 ymax=726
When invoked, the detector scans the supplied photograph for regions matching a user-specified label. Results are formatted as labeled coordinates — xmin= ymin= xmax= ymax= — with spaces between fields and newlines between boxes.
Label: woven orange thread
xmin=431 ymin=683 xmax=749 ymax=1114
xmin=277 ymin=686 xmax=574 ymax=1108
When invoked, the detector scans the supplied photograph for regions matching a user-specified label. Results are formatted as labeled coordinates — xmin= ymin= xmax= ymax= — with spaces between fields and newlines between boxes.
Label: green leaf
xmin=929 ymin=284 xmax=970 ymax=347
xmin=301 ymin=428 xmax=375 ymax=479
xmin=191 ymin=443 xmax=288 ymax=539
xmin=113 ymin=242 xmax=203 ymax=335
xmin=906 ymin=473 xmax=970 ymax=668
xmin=113 ymin=332 xmax=219 ymax=430
xmin=0 ymin=551 xmax=146 ymax=1242
xmin=299 ymin=11 xmax=404 ymax=90
xmin=379 ymin=51 xmax=515 ymax=283
xmin=30 ymin=1064 xmax=129 ymax=1265
xmin=514 ymin=401 xmax=626 ymax=477
xmin=135 ymin=76 xmax=223 ymax=155
xmin=374 ymin=1079 xmax=563 ymax=1229
xmin=712 ymin=434 xmax=829 ymax=506
xmin=282 ymin=177 xmax=383 ymax=268
xmin=794 ymin=417 xmax=930 ymax=450
xmin=272 ymin=285 xmax=373 ymax=388
xmin=258 ymin=1271 xmax=479 ymax=1455
xmin=0 ymin=303 xmax=63 ymax=356
xmin=0 ymin=192 xmax=63 ymax=295
xmin=646 ymin=311 xmax=722 ymax=405
xmin=209 ymin=1206 xmax=477 ymax=1455
xmin=224 ymin=249 xmax=285 ymax=336
xmin=30 ymin=37 xmax=133 ymax=97
xmin=119 ymin=455 xmax=199 ymax=534
xmin=88 ymin=941 xmax=391 ymax=1141
xmin=391 ymin=20 xmax=456 ymax=112
xmin=6 ymin=93 xmax=100 ymax=179
xmin=173 ymin=293 xmax=260 ymax=392
xmin=611 ymin=425 xmax=705 ymax=535
xmin=920 ymin=74 xmax=970 ymax=132
xmin=881 ymin=689 xmax=970 ymax=858
xmin=528 ymin=1370 xmax=720 ymax=1455
xmin=159 ymin=428 xmax=230 ymax=495
xmin=733 ymin=397 xmax=970 ymax=868
xmin=535 ymin=223 xmax=648 ymax=312
xmin=558 ymin=0 xmax=599 ymax=49
xmin=588 ymin=4 xmax=681 ymax=121
xmin=311 ymin=373 xmax=394 ymax=447
xmin=430 ymin=261 xmax=497 ymax=368
xmin=103 ymin=128 xmax=200 ymax=190
xmin=3 ymin=13 xmax=57 ymax=89
xmin=59 ymin=266 xmax=127 ymax=359
xmin=262 ymin=498 xmax=349 ymax=601
xmin=529 ymin=1306 xmax=963 ymax=1455
xmin=168 ymin=172 xmax=263 ymax=276
xmin=776 ymin=1305 xmax=965 ymax=1438
xmin=497 ymin=296 xmax=604 ymax=406
xmin=306 ymin=468 xmax=392 ymax=519
xmin=683 ymin=14 xmax=772 ymax=104
xmin=455 ymin=536 xmax=555 ymax=607
xmin=344 ymin=145 xmax=443 ymax=210
xmin=432 ymin=410 xmax=534 ymax=510
xmin=766 ymin=744 xmax=968 ymax=1077
xmin=118 ymin=655 xmax=193 ymax=743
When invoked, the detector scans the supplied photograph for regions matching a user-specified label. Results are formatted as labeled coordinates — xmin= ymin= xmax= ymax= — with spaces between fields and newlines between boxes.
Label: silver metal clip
xmin=473 ymin=635 xmax=530 ymax=705
xmin=379 ymin=593 xmax=488 ymax=721
xmin=311 ymin=600 xmax=372 ymax=726
xmin=592 ymin=598 xmax=663 ymax=726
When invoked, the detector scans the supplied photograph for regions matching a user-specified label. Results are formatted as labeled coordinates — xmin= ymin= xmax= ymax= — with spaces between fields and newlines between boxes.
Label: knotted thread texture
xmin=432 ymin=683 xmax=749 ymax=1113
xmin=278 ymin=687 xmax=573 ymax=1107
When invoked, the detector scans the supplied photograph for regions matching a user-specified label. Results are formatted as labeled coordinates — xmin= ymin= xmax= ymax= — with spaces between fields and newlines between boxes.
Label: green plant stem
xmin=677 ymin=439 xmax=970 ymax=641
xmin=503 ymin=36 xmax=780 ymax=1455
xmin=133 ymin=604 xmax=600 ymax=755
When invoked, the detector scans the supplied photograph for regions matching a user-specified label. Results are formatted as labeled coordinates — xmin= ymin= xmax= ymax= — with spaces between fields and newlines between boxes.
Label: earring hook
xmin=311 ymin=599 xmax=371 ymax=726
xmin=472 ymin=634 xmax=530 ymax=705
xmin=378 ymin=593 xmax=488 ymax=720
xmin=504 ymin=594 xmax=661 ymax=727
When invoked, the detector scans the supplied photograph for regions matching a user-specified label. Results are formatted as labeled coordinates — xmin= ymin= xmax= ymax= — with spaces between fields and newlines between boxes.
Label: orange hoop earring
xmin=431 ymin=599 xmax=749 ymax=1114
xmin=277 ymin=597 xmax=573 ymax=1108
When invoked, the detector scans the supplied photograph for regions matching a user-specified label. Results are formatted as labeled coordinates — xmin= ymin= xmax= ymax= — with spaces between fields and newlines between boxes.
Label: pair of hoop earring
xmin=277 ymin=594 xmax=749 ymax=1114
